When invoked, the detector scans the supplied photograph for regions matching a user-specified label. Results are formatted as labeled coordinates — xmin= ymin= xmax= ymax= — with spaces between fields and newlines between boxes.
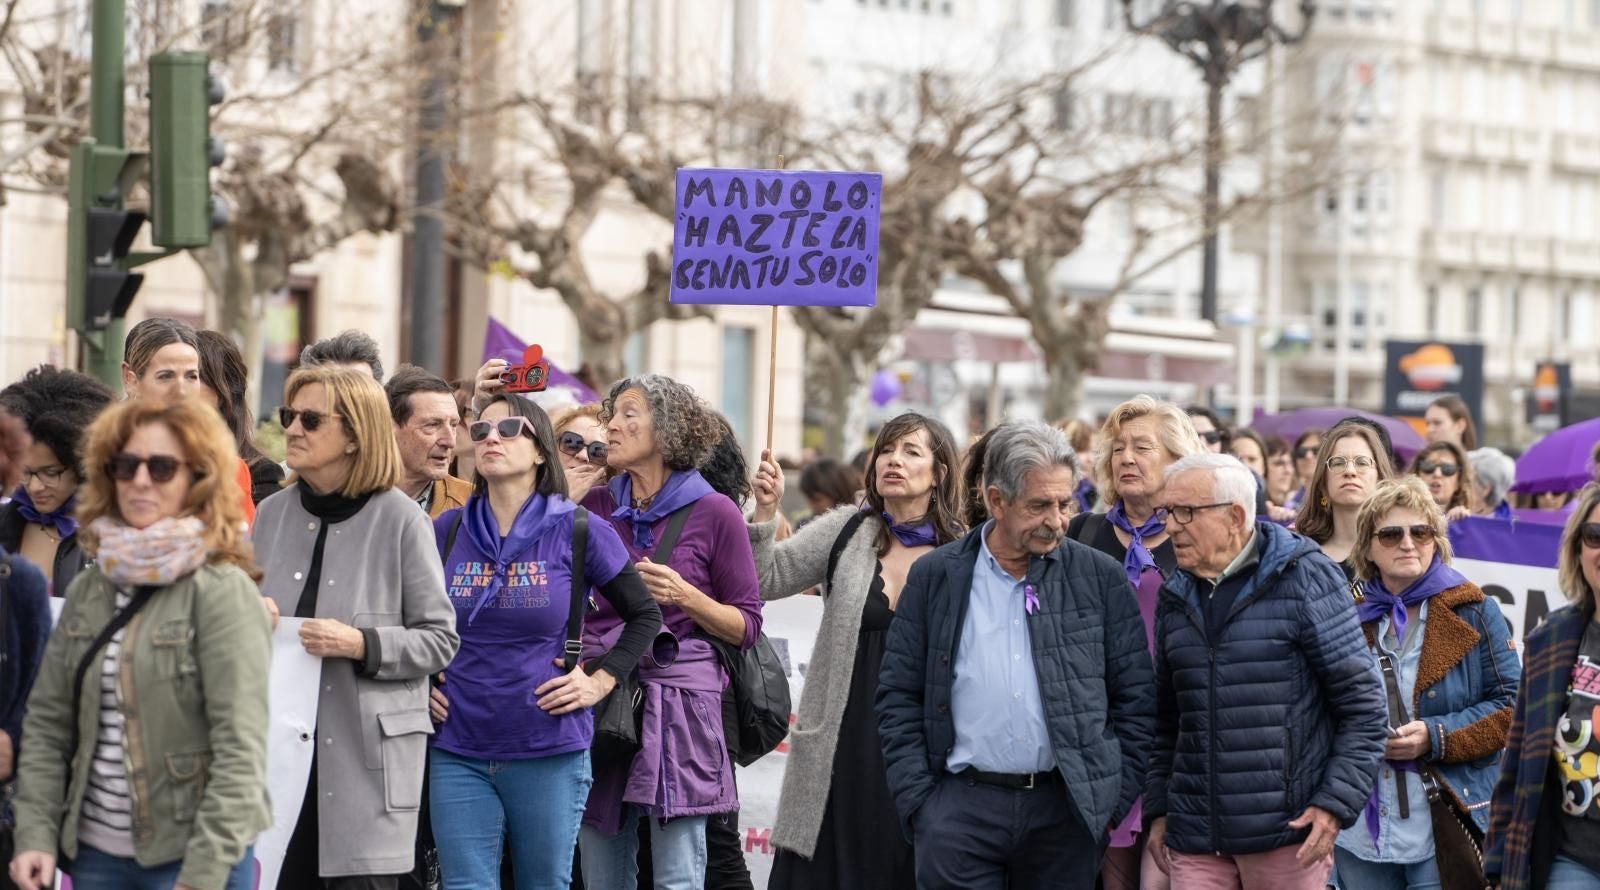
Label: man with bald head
xmin=1145 ymin=453 xmax=1385 ymax=890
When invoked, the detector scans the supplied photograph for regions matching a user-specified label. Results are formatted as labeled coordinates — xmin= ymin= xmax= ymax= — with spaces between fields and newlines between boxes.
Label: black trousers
xmin=278 ymin=754 xmax=400 ymax=890
xmin=912 ymin=773 xmax=1100 ymax=890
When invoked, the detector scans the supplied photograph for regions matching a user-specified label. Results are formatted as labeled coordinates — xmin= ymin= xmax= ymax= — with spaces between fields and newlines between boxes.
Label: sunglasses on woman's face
xmin=559 ymin=430 xmax=608 ymax=463
xmin=106 ymin=453 xmax=185 ymax=483
xmin=1294 ymin=446 xmax=1320 ymax=459
xmin=1418 ymin=461 xmax=1459 ymax=477
xmin=279 ymin=407 xmax=341 ymax=433
xmin=1581 ymin=522 xmax=1600 ymax=550
xmin=1375 ymin=524 xmax=1437 ymax=548
xmin=1199 ymin=430 xmax=1223 ymax=445
xmin=469 ymin=416 xmax=538 ymax=444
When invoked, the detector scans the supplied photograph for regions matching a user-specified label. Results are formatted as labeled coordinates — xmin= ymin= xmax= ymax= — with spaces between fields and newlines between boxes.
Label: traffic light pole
xmin=84 ymin=0 xmax=126 ymax=389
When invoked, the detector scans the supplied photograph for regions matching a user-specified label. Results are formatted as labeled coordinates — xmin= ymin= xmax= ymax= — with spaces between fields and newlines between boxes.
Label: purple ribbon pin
xmin=1023 ymin=584 xmax=1039 ymax=616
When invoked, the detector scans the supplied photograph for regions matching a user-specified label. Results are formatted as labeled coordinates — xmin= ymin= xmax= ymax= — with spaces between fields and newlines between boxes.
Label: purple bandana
xmin=878 ymin=509 xmax=936 ymax=548
xmin=12 ymin=487 xmax=77 ymax=539
xmin=608 ymin=469 xmax=715 ymax=551
xmin=1106 ymin=502 xmax=1164 ymax=589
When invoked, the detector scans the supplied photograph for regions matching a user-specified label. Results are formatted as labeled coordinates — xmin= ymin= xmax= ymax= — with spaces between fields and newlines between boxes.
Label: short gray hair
xmin=1165 ymin=452 xmax=1257 ymax=526
xmin=982 ymin=419 xmax=1076 ymax=503
xmin=300 ymin=330 xmax=384 ymax=382
xmin=1469 ymin=447 xmax=1516 ymax=508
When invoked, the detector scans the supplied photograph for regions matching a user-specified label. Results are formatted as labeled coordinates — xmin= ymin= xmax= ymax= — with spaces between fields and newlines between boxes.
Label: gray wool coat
xmin=748 ymin=506 xmax=886 ymax=859
xmin=254 ymin=486 xmax=459 ymax=878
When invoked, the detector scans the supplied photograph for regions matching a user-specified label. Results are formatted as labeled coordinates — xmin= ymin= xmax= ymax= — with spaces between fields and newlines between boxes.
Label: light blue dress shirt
xmin=1335 ymin=601 xmax=1435 ymax=864
xmin=946 ymin=522 xmax=1055 ymax=775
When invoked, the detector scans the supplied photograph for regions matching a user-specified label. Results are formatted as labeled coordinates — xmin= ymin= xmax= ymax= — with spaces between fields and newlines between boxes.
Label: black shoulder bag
xmin=824 ymin=511 xmax=871 ymax=598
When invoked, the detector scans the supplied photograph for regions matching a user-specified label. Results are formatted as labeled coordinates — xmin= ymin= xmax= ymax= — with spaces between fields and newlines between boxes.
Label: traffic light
xmin=148 ymin=51 xmax=223 ymax=248
xmin=65 ymin=141 xmax=146 ymax=334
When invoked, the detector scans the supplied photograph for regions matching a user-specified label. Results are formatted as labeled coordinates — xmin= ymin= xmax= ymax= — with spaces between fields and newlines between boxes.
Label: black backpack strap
xmin=650 ymin=503 xmax=697 ymax=565
xmin=825 ymin=511 xmax=871 ymax=596
xmin=440 ymin=509 xmax=465 ymax=562
xmin=1070 ymin=511 xmax=1106 ymax=545
xmin=563 ymin=507 xmax=589 ymax=673
xmin=66 ymin=584 xmax=160 ymax=764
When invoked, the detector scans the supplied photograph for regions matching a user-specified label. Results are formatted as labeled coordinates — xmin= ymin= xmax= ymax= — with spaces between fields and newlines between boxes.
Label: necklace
xmin=36 ymin=523 xmax=60 ymax=542
xmin=632 ymin=492 xmax=656 ymax=511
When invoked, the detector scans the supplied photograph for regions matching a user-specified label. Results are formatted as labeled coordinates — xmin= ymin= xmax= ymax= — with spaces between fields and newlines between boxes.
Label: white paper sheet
xmin=252 ymin=618 xmax=321 ymax=890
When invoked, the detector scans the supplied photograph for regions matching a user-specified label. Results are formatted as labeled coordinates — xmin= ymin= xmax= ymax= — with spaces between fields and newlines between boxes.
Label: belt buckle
xmin=1023 ymin=773 xmax=1035 ymax=790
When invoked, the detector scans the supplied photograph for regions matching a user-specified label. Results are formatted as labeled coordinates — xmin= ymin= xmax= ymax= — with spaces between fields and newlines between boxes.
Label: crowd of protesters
xmin=1 ymin=317 xmax=1599 ymax=890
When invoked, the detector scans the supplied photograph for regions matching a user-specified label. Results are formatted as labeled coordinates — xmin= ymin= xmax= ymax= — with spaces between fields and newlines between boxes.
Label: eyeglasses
xmin=106 ymin=453 xmax=185 ymax=483
xmin=1294 ymin=446 xmax=1320 ymax=460
xmin=21 ymin=464 xmax=69 ymax=486
xmin=469 ymin=416 xmax=538 ymax=444
xmin=279 ymin=407 xmax=343 ymax=433
xmin=559 ymin=430 xmax=608 ymax=463
xmin=1155 ymin=502 xmax=1234 ymax=525
xmin=1199 ymin=430 xmax=1224 ymax=445
xmin=1417 ymin=461 xmax=1460 ymax=477
xmin=1580 ymin=522 xmax=1600 ymax=549
xmin=1326 ymin=456 xmax=1376 ymax=472
xmin=1375 ymin=524 xmax=1438 ymax=548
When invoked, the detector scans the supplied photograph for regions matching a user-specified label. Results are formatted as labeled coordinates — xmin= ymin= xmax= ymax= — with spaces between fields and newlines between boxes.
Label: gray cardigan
xmin=254 ymin=486 xmax=459 ymax=878
xmin=749 ymin=506 xmax=885 ymax=859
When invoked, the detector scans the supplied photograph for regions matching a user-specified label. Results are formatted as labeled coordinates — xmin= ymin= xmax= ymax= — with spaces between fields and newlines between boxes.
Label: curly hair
xmin=76 ymin=398 xmax=260 ymax=580
xmin=1350 ymin=477 xmax=1454 ymax=583
xmin=0 ymin=408 xmax=25 ymax=491
xmin=600 ymin=374 xmax=722 ymax=471
xmin=701 ymin=414 xmax=752 ymax=506
xmin=0 ymin=364 xmax=114 ymax=478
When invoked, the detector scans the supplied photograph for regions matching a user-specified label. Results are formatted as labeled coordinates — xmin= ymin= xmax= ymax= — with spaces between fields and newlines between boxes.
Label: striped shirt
xmin=76 ymin=589 xmax=135 ymax=857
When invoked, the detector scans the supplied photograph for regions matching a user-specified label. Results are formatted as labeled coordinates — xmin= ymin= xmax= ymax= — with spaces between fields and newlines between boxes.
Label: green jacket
xmin=13 ymin=563 xmax=272 ymax=890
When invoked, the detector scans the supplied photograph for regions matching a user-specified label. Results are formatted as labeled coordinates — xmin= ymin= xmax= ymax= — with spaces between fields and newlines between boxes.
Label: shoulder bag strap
xmin=1071 ymin=511 xmax=1107 ymax=545
xmin=825 ymin=511 xmax=871 ymax=596
xmin=563 ymin=508 xmax=589 ymax=673
xmin=440 ymin=509 xmax=465 ymax=562
xmin=649 ymin=503 xmax=697 ymax=566
xmin=65 ymin=584 xmax=160 ymax=770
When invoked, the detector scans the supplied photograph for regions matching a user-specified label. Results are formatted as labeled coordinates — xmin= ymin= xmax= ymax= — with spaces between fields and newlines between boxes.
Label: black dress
xmin=769 ymin=564 xmax=914 ymax=890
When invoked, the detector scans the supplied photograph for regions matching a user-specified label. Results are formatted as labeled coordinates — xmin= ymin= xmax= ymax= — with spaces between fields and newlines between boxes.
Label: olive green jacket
xmin=13 ymin=563 xmax=272 ymax=890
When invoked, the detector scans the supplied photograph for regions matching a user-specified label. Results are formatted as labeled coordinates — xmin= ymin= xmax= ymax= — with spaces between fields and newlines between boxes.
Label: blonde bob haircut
xmin=283 ymin=366 xmax=402 ymax=498
xmin=1559 ymin=483 xmax=1600 ymax=609
xmin=551 ymin=403 xmax=603 ymax=435
xmin=1350 ymin=477 xmax=1454 ymax=583
xmin=1093 ymin=395 xmax=1206 ymax=505
xmin=77 ymin=397 xmax=260 ymax=580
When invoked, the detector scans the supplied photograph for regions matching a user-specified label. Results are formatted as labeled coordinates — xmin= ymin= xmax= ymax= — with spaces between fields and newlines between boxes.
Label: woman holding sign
xmin=750 ymin=412 xmax=964 ymax=890
xmin=9 ymin=397 xmax=270 ymax=890
xmin=1486 ymin=484 xmax=1600 ymax=889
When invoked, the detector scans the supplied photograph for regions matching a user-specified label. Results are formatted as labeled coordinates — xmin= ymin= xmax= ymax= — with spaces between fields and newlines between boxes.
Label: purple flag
xmin=1449 ymin=515 xmax=1562 ymax=568
xmin=482 ymin=317 xmax=600 ymax=405
xmin=669 ymin=167 xmax=881 ymax=307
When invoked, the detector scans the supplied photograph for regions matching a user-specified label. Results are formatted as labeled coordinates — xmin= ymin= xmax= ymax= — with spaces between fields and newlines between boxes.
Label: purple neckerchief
xmin=459 ymin=492 xmax=575 ymax=626
xmin=1106 ymin=502 xmax=1165 ymax=589
xmin=12 ymin=487 xmax=77 ymax=539
xmin=1357 ymin=554 xmax=1466 ymax=642
xmin=1364 ymin=759 xmax=1420 ymax=849
xmin=875 ymin=507 xmax=936 ymax=548
xmin=1492 ymin=501 xmax=1513 ymax=521
xmin=609 ymin=470 xmax=715 ymax=551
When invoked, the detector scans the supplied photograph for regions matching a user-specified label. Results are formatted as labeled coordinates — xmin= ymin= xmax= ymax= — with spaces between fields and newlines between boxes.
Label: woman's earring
xmin=1319 ymin=495 xmax=1329 ymax=509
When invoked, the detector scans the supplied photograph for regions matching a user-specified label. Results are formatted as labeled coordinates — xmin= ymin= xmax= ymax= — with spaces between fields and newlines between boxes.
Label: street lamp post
xmin=1122 ymin=0 xmax=1315 ymax=325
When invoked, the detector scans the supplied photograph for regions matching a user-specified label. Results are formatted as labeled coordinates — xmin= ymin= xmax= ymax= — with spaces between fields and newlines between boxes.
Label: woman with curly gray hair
xmin=576 ymin=374 xmax=763 ymax=890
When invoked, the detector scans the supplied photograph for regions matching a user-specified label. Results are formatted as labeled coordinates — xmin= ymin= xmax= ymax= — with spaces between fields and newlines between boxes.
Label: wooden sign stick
xmin=766 ymin=154 xmax=786 ymax=455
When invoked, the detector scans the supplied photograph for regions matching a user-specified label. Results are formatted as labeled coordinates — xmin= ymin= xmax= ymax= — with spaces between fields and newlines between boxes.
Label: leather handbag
xmin=1424 ymin=767 xmax=1490 ymax=890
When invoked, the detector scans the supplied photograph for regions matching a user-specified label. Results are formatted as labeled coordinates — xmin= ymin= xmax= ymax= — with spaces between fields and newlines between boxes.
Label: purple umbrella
xmin=1249 ymin=407 xmax=1427 ymax=464
xmin=1510 ymin=416 xmax=1600 ymax=495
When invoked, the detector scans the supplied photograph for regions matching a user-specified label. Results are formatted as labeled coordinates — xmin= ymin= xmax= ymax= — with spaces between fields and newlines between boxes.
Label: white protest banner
xmin=253 ymin=617 xmax=322 ymax=890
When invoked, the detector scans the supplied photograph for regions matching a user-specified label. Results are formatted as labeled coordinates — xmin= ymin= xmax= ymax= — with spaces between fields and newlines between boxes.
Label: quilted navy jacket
xmin=875 ymin=526 xmax=1156 ymax=843
xmin=1145 ymin=521 xmax=1387 ymax=856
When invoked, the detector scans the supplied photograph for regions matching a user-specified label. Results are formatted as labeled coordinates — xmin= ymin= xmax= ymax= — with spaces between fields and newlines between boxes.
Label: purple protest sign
xmin=669 ymin=167 xmax=882 ymax=307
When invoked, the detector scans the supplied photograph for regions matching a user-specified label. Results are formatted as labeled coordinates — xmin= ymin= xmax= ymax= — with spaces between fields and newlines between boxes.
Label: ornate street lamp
xmin=1122 ymin=0 xmax=1315 ymax=325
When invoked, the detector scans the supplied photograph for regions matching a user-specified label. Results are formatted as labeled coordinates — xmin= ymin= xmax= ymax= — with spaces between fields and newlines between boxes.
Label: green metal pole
xmin=84 ymin=0 xmax=125 ymax=390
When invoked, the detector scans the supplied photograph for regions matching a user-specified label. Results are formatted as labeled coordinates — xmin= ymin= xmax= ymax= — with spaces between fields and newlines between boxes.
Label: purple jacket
xmin=580 ymin=486 xmax=763 ymax=830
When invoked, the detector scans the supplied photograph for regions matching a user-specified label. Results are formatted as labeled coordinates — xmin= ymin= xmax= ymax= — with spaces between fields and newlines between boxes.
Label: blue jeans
xmin=579 ymin=805 xmax=708 ymax=890
xmin=1331 ymin=847 xmax=1441 ymax=890
xmin=70 ymin=842 xmax=256 ymax=890
xmin=1549 ymin=853 xmax=1600 ymax=887
xmin=429 ymin=746 xmax=592 ymax=890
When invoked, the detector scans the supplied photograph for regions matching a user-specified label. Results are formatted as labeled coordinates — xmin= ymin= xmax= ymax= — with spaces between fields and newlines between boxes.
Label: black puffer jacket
xmin=1145 ymin=521 xmax=1387 ymax=855
xmin=875 ymin=526 xmax=1155 ymax=843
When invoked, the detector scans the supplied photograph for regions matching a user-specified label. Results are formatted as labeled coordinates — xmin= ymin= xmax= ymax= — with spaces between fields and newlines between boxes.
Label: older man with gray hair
xmin=876 ymin=418 xmax=1155 ymax=889
xmin=1146 ymin=453 xmax=1386 ymax=890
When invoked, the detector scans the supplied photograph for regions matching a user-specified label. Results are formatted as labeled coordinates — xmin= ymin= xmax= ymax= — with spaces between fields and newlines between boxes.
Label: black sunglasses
xmin=279 ymin=407 xmax=343 ymax=433
xmin=1375 ymin=524 xmax=1437 ymax=548
xmin=468 ymin=416 xmax=538 ymax=443
xmin=1199 ymin=430 xmax=1224 ymax=445
xmin=1417 ymin=460 xmax=1459 ymax=477
xmin=106 ymin=453 xmax=185 ymax=483
xmin=1294 ymin=446 xmax=1320 ymax=459
xmin=1581 ymin=523 xmax=1600 ymax=549
xmin=559 ymin=430 xmax=608 ymax=463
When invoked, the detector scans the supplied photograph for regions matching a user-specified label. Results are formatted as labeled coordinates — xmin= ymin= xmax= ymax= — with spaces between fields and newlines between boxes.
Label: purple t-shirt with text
xmin=431 ymin=507 xmax=631 ymax=759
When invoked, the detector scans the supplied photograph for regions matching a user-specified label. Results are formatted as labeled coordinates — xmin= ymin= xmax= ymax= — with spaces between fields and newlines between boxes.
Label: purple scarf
xmin=459 ymin=492 xmax=575 ymax=625
xmin=609 ymin=470 xmax=715 ymax=551
xmin=876 ymin=508 xmax=936 ymax=548
xmin=1357 ymin=554 xmax=1466 ymax=847
xmin=1106 ymin=502 xmax=1164 ymax=589
xmin=12 ymin=487 xmax=77 ymax=539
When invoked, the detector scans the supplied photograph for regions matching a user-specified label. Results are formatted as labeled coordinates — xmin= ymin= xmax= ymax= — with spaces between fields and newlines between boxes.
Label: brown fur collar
xmin=1358 ymin=582 xmax=1485 ymax=707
